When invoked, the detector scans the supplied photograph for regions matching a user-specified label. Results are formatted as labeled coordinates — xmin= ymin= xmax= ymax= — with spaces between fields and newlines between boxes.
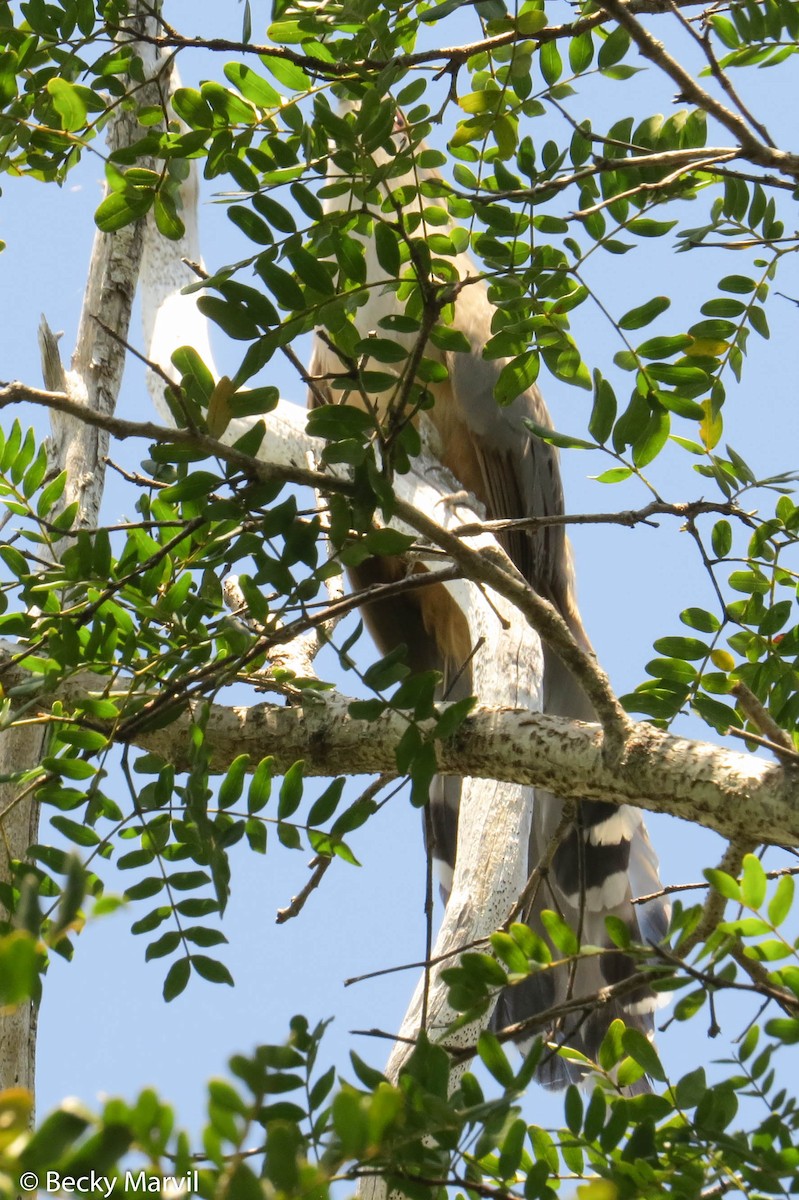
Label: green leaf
xmin=523 ymin=418 xmax=594 ymax=450
xmin=569 ymin=32 xmax=594 ymax=74
xmin=589 ymin=373 xmax=617 ymax=443
xmin=768 ymin=875 xmax=794 ymax=926
xmin=278 ymin=762 xmax=304 ymax=820
xmin=540 ymin=41 xmax=563 ymax=85
xmin=632 ymin=407 xmax=670 ymax=468
xmin=704 ymin=867 xmax=741 ymax=902
xmin=675 ymin=1065 xmax=707 ymax=1107
xmin=652 ymin=636 xmax=709 ymax=660
xmin=434 ymin=696 xmax=476 ymax=740
xmin=495 ymin=349 xmax=540 ymax=403
xmin=245 ymin=818 xmax=267 ymax=854
xmin=619 ymin=296 xmax=671 ymax=330
xmin=598 ymin=25 xmax=631 ymax=69
xmin=218 ymin=755 xmax=250 ymax=810
xmin=95 ymin=188 xmax=154 ymax=232
xmin=564 ymin=1084 xmax=583 ymax=1134
xmin=477 ymin=1030 xmax=515 ymax=1086
xmin=197 ymin=296 xmax=260 ymax=341
xmin=154 ymin=191 xmax=185 ymax=241
xmin=749 ymin=305 xmax=770 ymax=339
xmin=256 ymin=259 xmax=305 ymax=310
xmin=185 ymin=927 xmax=227 ymax=948
xmin=168 ymin=871 xmax=210 ymax=892
xmin=248 ymin=757 xmax=273 ymax=813
xmin=145 ymin=932 xmax=181 ymax=961
xmin=307 ymin=778 xmax=345 ymax=827
xmin=622 ymin=1028 xmax=667 ymax=1081
xmin=764 ymin=1017 xmax=799 ymax=1044
xmin=740 ymin=854 xmax=767 ymax=908
xmin=628 ymin=218 xmax=677 ymax=237
xmin=680 ymin=607 xmax=721 ymax=633
xmin=37 ymin=469 xmax=67 ymax=516
xmin=540 ymin=909 xmax=579 ymax=956
xmin=719 ymin=274 xmax=756 ymax=293
xmin=191 ymin=955 xmax=234 ymax=986
xmin=604 ymin=915 xmax=632 ymax=949
xmin=637 ymin=334 xmax=692 ymax=360
xmin=277 ymin=822 xmax=302 ymax=850
xmin=498 ymin=1116 xmax=527 ymax=1179
xmin=50 ymin=817 xmax=100 ymax=848
xmin=374 ymin=221 xmax=401 ymax=277
xmin=593 ymin=467 xmax=633 ymax=484
xmin=163 ymin=957 xmax=191 ymax=1001
xmin=46 ymin=77 xmax=88 ymax=131
xmin=490 ymin=931 xmax=531 ymax=975
xmin=711 ymin=519 xmax=732 ymax=557
xmin=223 ymin=62 xmax=280 ymax=107
xmin=517 ymin=9 xmax=548 ymax=34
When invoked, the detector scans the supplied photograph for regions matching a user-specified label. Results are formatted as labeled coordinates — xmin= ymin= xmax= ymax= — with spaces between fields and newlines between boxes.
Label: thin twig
xmin=571 ymin=150 xmax=738 ymax=219
xmin=454 ymin=499 xmax=753 ymax=538
xmin=732 ymin=681 xmax=797 ymax=756
xmin=633 ymin=863 xmax=799 ymax=905
xmin=727 ymin=725 xmax=799 ymax=763
xmin=275 ymin=856 xmax=331 ymax=924
xmin=679 ymin=838 xmax=755 ymax=955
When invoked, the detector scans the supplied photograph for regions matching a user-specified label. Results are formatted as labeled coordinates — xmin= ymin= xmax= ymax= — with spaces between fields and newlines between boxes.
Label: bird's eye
xmin=392 ymin=109 xmax=410 ymax=149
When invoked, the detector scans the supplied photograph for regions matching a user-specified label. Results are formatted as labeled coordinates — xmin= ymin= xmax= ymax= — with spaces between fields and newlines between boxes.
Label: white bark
xmin=136 ymin=107 xmax=799 ymax=1144
xmin=1 ymin=646 xmax=791 ymax=849
xmin=137 ymin=96 xmax=543 ymax=1158
xmin=0 ymin=4 xmax=167 ymax=1098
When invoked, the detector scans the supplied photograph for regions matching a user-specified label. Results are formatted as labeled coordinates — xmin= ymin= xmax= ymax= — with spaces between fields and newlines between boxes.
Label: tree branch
xmin=117 ymin=0 xmax=717 ymax=76
xmin=0 ymin=380 xmax=626 ymax=755
xmin=596 ymin=0 xmax=799 ymax=178
xmin=3 ymin=654 xmax=797 ymax=849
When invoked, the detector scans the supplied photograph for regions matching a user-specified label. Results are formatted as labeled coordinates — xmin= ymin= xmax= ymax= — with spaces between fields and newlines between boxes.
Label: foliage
xmin=2 ymin=863 xmax=799 ymax=1197
xmin=0 ymin=0 xmax=798 ymax=1196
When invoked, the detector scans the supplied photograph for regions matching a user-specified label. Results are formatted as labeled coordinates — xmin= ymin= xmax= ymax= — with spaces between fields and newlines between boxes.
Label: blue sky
xmin=2 ymin=0 xmax=798 ymax=1143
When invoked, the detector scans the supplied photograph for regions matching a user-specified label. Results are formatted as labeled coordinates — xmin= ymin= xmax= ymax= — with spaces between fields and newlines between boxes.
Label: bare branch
xmin=275 ymin=856 xmax=332 ymax=924
xmin=454 ymin=498 xmax=755 ymax=538
xmin=732 ymin=681 xmax=798 ymax=758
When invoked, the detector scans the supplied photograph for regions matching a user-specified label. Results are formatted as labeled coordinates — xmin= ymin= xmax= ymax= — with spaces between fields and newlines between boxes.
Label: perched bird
xmin=308 ymin=103 xmax=668 ymax=1088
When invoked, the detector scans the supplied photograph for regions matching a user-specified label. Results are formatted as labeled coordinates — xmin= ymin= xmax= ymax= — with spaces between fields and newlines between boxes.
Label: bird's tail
xmin=489 ymin=646 xmax=670 ymax=1089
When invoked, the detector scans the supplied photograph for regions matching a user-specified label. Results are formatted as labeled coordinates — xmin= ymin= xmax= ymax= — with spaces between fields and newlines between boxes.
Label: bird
xmin=307 ymin=101 xmax=669 ymax=1088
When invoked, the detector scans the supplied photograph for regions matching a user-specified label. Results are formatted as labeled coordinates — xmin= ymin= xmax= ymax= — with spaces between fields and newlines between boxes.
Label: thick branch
xmin=3 ymin=658 xmax=795 ymax=848
xmin=390 ymin=496 xmax=631 ymax=756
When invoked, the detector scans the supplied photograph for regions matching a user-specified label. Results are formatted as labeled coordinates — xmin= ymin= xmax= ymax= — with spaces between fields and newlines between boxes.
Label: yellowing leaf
xmin=577 ymin=1181 xmax=618 ymax=1200
xmin=207 ymin=376 xmax=236 ymax=438
xmin=686 ymin=338 xmax=728 ymax=357
xmin=710 ymin=649 xmax=735 ymax=671
xmin=700 ymin=399 xmax=723 ymax=449
xmin=458 ymin=91 xmax=498 ymax=115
